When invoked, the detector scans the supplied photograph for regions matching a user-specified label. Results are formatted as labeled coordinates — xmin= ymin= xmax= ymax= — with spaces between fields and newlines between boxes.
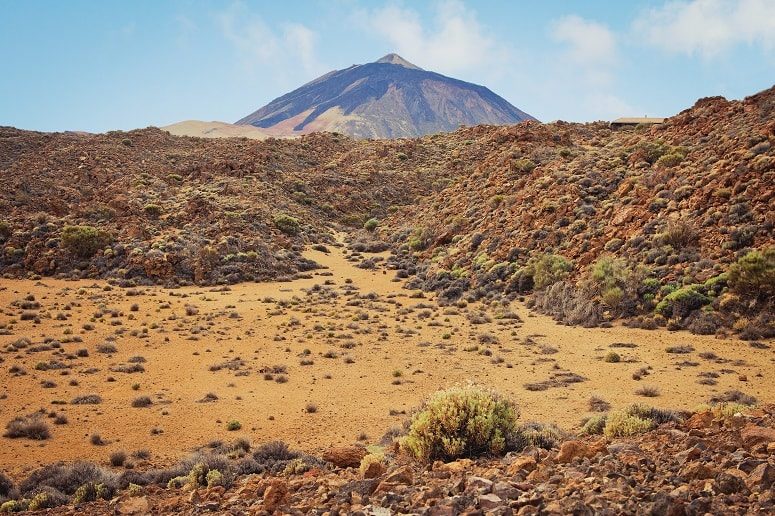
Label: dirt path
xmin=1 ymin=242 xmax=772 ymax=476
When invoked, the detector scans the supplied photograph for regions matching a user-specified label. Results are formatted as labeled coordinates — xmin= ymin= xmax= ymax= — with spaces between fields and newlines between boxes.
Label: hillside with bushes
xmin=0 ymin=86 xmax=773 ymax=336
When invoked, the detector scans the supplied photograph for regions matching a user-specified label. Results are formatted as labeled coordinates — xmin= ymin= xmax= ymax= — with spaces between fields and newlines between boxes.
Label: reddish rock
xmin=322 ymin=445 xmax=367 ymax=468
xmin=263 ymin=480 xmax=288 ymax=512
xmin=741 ymin=424 xmax=775 ymax=448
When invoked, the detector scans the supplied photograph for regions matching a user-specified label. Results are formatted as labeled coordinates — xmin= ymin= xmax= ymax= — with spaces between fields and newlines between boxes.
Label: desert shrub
xmin=4 ymin=414 xmax=50 ymax=440
xmin=625 ymin=403 xmax=681 ymax=425
xmin=580 ymin=415 xmax=607 ymax=435
xmin=71 ymin=394 xmax=102 ymax=405
xmin=695 ymin=402 xmax=753 ymax=418
xmin=273 ymin=214 xmax=300 ymax=236
xmin=635 ymin=385 xmax=660 ymax=397
xmin=142 ymin=204 xmax=162 ymax=219
xmin=27 ymin=487 xmax=69 ymax=510
xmin=515 ymin=422 xmax=565 ymax=449
xmin=655 ymin=152 xmax=684 ymax=168
xmin=604 ymin=351 xmax=621 ymax=363
xmin=584 ymin=256 xmax=647 ymax=314
xmin=603 ymin=409 xmax=654 ymax=438
xmin=633 ymin=141 xmax=669 ymax=164
xmin=253 ymin=441 xmax=298 ymax=463
xmin=512 ymin=158 xmax=536 ymax=174
xmin=0 ymin=221 xmax=11 ymax=243
xmin=363 ymin=218 xmax=379 ymax=232
xmin=110 ymin=451 xmax=127 ymax=467
xmin=18 ymin=462 xmax=116 ymax=497
xmin=131 ymin=396 xmax=152 ymax=408
xmin=519 ymin=253 xmax=573 ymax=290
xmin=727 ymin=247 xmax=775 ymax=302
xmin=407 ymin=227 xmax=434 ymax=251
xmin=710 ymin=390 xmax=756 ymax=406
xmin=655 ymin=284 xmax=710 ymax=319
xmin=0 ymin=471 xmax=15 ymax=500
xmin=401 ymin=384 xmax=519 ymax=462
xmin=660 ymin=221 xmax=698 ymax=249
xmin=72 ymin=481 xmax=114 ymax=504
xmin=531 ymin=281 xmax=603 ymax=327
xmin=226 ymin=421 xmax=241 ymax=431
xmin=61 ymin=226 xmax=111 ymax=258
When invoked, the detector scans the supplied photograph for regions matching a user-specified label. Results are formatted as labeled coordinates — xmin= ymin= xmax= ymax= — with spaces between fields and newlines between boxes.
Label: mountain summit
xmin=236 ymin=54 xmax=536 ymax=138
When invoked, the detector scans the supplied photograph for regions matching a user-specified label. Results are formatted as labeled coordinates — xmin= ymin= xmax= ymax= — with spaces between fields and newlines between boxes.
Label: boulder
xmin=322 ymin=445 xmax=367 ymax=468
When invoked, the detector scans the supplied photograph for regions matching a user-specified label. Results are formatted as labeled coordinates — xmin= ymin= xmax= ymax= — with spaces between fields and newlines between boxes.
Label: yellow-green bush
xmin=401 ymin=384 xmax=519 ymax=462
xmin=580 ymin=414 xmax=607 ymax=435
xmin=727 ymin=247 xmax=775 ymax=301
xmin=603 ymin=408 xmax=654 ymax=437
xmin=61 ymin=225 xmax=112 ymax=258
xmin=273 ymin=213 xmax=300 ymax=236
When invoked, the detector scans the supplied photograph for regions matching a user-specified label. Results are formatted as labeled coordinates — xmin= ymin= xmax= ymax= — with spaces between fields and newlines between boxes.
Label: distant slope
xmin=162 ymin=120 xmax=272 ymax=140
xmin=236 ymin=53 xmax=536 ymax=138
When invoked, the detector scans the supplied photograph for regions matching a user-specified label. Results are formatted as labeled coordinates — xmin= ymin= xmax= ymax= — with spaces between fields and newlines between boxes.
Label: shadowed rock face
xmin=236 ymin=54 xmax=536 ymax=138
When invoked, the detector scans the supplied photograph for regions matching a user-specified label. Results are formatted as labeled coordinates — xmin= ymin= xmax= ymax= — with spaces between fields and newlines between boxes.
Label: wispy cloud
xmin=548 ymin=14 xmax=638 ymax=119
xmin=217 ymin=1 xmax=325 ymax=77
xmin=633 ymin=0 xmax=775 ymax=58
xmin=356 ymin=0 xmax=505 ymax=75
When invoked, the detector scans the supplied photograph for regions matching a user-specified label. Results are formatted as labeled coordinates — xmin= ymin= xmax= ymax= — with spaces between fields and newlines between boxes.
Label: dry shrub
xmin=401 ymin=384 xmax=519 ymax=462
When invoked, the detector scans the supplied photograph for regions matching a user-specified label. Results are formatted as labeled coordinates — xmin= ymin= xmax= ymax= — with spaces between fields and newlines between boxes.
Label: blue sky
xmin=1 ymin=0 xmax=774 ymax=132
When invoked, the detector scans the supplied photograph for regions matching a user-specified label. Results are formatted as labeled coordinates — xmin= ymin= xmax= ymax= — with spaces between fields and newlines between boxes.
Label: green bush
xmin=603 ymin=409 xmax=654 ymax=438
xmin=408 ymin=227 xmax=434 ymax=251
xmin=655 ymin=153 xmax=683 ymax=168
xmin=727 ymin=247 xmax=775 ymax=301
xmin=512 ymin=159 xmax=536 ymax=174
xmin=364 ymin=218 xmax=379 ymax=232
xmin=401 ymin=384 xmax=519 ymax=462
xmin=61 ymin=226 xmax=111 ymax=258
xmin=655 ymin=284 xmax=710 ymax=319
xmin=580 ymin=414 xmax=607 ymax=435
xmin=273 ymin=214 xmax=300 ymax=236
xmin=226 ymin=420 xmax=241 ymax=431
xmin=142 ymin=204 xmax=162 ymax=219
xmin=520 ymin=253 xmax=573 ymax=290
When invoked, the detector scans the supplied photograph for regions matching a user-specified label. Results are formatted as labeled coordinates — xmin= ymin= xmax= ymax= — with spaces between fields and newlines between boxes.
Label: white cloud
xmin=544 ymin=14 xmax=637 ymax=120
xmin=634 ymin=0 xmax=775 ymax=58
xmin=217 ymin=2 xmax=324 ymax=76
xmin=358 ymin=0 xmax=503 ymax=75
xmin=551 ymin=15 xmax=617 ymax=67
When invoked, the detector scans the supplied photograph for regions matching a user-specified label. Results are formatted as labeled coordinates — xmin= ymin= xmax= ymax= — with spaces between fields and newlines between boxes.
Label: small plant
xmin=4 ymin=414 xmax=50 ymax=440
xmin=635 ymin=385 xmax=661 ymax=397
xmin=363 ymin=218 xmax=379 ymax=232
xmin=305 ymin=403 xmax=318 ymax=413
xmin=603 ymin=409 xmax=653 ymax=438
xmin=401 ymin=384 xmax=519 ymax=462
xmin=142 ymin=204 xmax=162 ymax=219
xmin=109 ymin=450 xmax=127 ymax=467
xmin=131 ymin=396 xmax=152 ymax=408
xmin=604 ymin=351 xmax=621 ymax=363
xmin=273 ymin=213 xmax=300 ymax=236
xmin=226 ymin=420 xmax=242 ymax=431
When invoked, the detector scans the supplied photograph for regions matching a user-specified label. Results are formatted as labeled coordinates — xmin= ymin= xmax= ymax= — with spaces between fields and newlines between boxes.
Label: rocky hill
xmin=0 ymin=85 xmax=773 ymax=336
xmin=236 ymin=54 xmax=536 ymax=138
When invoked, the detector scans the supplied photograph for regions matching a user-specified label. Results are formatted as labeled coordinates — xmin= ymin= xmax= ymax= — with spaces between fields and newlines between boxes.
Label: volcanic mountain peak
xmin=374 ymin=53 xmax=423 ymax=70
xmin=236 ymin=53 xmax=535 ymax=139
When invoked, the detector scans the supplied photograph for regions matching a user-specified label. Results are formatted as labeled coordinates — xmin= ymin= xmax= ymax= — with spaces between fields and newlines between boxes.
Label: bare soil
xmin=1 ymin=242 xmax=772 ymax=478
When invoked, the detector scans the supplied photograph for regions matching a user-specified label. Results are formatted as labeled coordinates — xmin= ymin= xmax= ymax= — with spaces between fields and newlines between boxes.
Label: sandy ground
xmin=1 ymin=243 xmax=773 ymax=477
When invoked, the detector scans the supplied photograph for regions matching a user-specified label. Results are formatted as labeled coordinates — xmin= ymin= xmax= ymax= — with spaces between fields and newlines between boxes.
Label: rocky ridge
xmin=22 ymin=405 xmax=775 ymax=515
